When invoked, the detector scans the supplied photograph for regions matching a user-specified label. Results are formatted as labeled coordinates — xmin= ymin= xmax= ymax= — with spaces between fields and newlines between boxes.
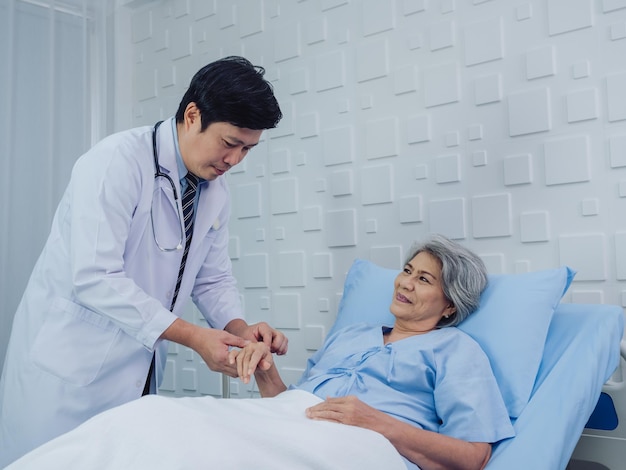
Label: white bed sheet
xmin=6 ymin=389 xmax=407 ymax=470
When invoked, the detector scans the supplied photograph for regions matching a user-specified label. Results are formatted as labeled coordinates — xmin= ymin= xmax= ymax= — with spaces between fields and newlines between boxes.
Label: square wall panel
xmin=474 ymin=74 xmax=502 ymax=105
xmin=316 ymin=50 xmax=345 ymax=91
xmin=558 ymin=233 xmax=607 ymax=281
xmin=607 ymin=73 xmax=626 ymax=122
xmin=526 ymin=45 xmax=556 ymax=80
xmin=508 ymin=88 xmax=551 ymax=136
xmin=331 ymin=169 xmax=354 ymax=196
xmin=370 ymin=245 xmax=403 ymax=269
xmin=609 ymin=135 xmax=626 ymax=168
xmin=270 ymin=178 xmax=298 ymax=214
xmin=407 ymin=114 xmax=431 ymax=143
xmin=570 ymin=290 xmax=604 ymax=304
xmin=435 ymin=154 xmax=461 ymax=183
xmin=394 ymin=65 xmax=418 ymax=95
xmin=616 ymin=232 xmax=626 ymax=280
xmin=362 ymin=0 xmax=395 ymax=36
xmin=429 ymin=198 xmax=466 ymax=240
xmin=272 ymin=293 xmax=302 ymax=329
xmin=464 ymin=17 xmax=503 ymax=66
xmin=547 ymin=0 xmax=593 ymax=36
xmin=233 ymin=183 xmax=262 ymax=219
xmin=323 ymin=126 xmax=354 ymax=166
xmin=544 ymin=135 xmax=590 ymax=186
xmin=429 ymin=20 xmax=455 ymax=51
xmin=311 ymin=252 xmax=333 ymax=278
xmin=304 ymin=325 xmax=326 ymax=351
xmin=504 ymin=153 xmax=533 ymax=186
xmin=366 ymin=117 xmax=399 ymax=159
xmin=361 ymin=165 xmax=393 ymax=205
xmin=274 ymin=22 xmax=300 ymax=62
xmin=242 ymin=253 xmax=269 ymax=288
xmin=398 ymin=195 xmax=423 ymax=224
xmin=520 ymin=211 xmax=550 ymax=242
xmin=472 ymin=193 xmax=512 ymax=238
xmin=566 ymin=88 xmax=599 ymax=122
xmin=302 ymin=206 xmax=323 ymax=231
xmin=424 ymin=62 xmax=460 ymax=107
xmin=356 ymin=39 xmax=389 ymax=82
xmin=239 ymin=0 xmax=263 ymax=38
xmin=481 ymin=253 xmax=505 ymax=274
xmin=326 ymin=209 xmax=357 ymax=247
xmin=278 ymin=251 xmax=306 ymax=287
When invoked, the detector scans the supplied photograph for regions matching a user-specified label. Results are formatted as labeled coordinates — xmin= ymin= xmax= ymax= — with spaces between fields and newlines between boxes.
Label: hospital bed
xmin=6 ymin=259 xmax=624 ymax=470
xmin=569 ymin=344 xmax=626 ymax=469
xmin=329 ymin=259 xmax=624 ymax=470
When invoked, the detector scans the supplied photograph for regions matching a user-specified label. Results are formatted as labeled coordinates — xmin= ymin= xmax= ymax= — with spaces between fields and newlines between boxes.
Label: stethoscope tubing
xmin=151 ymin=120 xmax=185 ymax=252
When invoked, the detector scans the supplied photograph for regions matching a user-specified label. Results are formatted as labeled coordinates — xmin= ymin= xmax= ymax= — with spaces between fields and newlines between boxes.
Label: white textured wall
xmin=121 ymin=0 xmax=626 ymax=398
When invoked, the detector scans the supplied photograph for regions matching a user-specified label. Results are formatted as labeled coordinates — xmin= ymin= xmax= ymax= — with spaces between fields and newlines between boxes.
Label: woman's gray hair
xmin=405 ymin=234 xmax=488 ymax=327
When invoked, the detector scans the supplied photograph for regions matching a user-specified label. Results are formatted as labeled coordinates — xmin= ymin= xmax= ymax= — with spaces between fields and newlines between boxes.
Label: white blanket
xmin=7 ymin=389 xmax=407 ymax=470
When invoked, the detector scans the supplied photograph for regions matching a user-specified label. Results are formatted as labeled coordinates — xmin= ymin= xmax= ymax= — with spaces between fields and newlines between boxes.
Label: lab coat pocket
xmin=31 ymin=298 xmax=120 ymax=386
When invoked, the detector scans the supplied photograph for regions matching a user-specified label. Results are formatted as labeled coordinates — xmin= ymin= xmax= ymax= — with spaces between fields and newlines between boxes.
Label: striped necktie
xmin=170 ymin=172 xmax=199 ymax=310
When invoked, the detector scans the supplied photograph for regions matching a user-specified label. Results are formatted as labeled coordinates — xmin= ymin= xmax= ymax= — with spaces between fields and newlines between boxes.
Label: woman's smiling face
xmin=390 ymin=251 xmax=456 ymax=332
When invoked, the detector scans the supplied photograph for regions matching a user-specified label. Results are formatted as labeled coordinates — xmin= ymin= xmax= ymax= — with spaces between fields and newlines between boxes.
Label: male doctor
xmin=0 ymin=56 xmax=287 ymax=466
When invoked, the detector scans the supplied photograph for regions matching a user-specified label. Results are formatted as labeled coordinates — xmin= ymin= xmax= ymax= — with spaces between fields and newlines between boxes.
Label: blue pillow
xmin=331 ymin=259 xmax=575 ymax=418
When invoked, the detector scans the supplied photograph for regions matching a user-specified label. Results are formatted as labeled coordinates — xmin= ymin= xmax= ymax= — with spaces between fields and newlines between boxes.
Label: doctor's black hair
xmin=175 ymin=56 xmax=282 ymax=131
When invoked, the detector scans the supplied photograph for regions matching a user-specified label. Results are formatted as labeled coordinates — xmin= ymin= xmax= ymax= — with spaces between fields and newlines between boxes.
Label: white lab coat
xmin=0 ymin=118 xmax=244 ymax=466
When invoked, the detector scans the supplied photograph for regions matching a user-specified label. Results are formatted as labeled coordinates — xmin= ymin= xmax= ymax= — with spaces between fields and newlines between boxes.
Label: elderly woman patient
xmin=232 ymin=234 xmax=514 ymax=470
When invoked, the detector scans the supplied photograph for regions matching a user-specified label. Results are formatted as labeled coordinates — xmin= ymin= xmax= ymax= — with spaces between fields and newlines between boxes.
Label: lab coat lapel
xmin=155 ymin=118 xmax=181 ymax=185
xmin=191 ymin=179 xmax=226 ymax=248
xmin=154 ymin=118 xmax=185 ymax=230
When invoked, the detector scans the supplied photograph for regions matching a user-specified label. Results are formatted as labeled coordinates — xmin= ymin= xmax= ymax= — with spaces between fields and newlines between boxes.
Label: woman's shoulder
xmin=433 ymin=327 xmax=486 ymax=354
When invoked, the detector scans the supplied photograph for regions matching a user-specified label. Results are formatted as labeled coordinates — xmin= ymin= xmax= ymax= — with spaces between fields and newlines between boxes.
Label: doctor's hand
xmin=196 ymin=328 xmax=252 ymax=377
xmin=228 ymin=342 xmax=274 ymax=384
xmin=225 ymin=319 xmax=288 ymax=356
xmin=161 ymin=318 xmax=249 ymax=377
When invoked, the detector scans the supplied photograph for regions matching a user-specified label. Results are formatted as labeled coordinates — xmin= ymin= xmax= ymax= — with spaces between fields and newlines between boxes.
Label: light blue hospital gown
xmin=293 ymin=323 xmax=515 ymax=470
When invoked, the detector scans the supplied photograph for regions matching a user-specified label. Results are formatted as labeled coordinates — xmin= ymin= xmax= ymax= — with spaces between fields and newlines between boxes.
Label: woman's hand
xmin=307 ymin=396 xmax=492 ymax=470
xmin=305 ymin=395 xmax=383 ymax=430
xmin=228 ymin=342 xmax=274 ymax=384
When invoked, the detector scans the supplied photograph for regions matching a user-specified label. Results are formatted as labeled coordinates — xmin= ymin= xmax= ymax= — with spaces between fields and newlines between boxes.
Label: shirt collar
xmin=171 ymin=119 xmax=188 ymax=184
xmin=171 ymin=118 xmax=207 ymax=186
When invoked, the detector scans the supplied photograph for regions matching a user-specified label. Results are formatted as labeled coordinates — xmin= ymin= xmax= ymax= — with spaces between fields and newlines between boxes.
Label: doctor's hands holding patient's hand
xmin=228 ymin=342 xmax=274 ymax=384
xmin=161 ymin=318 xmax=250 ymax=377
xmin=228 ymin=338 xmax=288 ymax=398
xmin=225 ymin=319 xmax=288 ymax=356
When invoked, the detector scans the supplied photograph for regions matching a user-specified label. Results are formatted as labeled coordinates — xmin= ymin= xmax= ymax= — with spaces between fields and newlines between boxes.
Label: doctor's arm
xmin=188 ymin=214 xmax=287 ymax=358
xmin=161 ymin=318 xmax=248 ymax=376
xmin=160 ymin=318 xmax=287 ymax=377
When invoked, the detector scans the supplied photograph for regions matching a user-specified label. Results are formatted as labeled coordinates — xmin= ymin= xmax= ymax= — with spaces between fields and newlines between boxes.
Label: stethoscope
xmin=151 ymin=120 xmax=185 ymax=252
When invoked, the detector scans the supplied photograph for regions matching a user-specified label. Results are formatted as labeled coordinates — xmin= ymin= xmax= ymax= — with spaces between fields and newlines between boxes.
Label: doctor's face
xmin=177 ymin=103 xmax=263 ymax=181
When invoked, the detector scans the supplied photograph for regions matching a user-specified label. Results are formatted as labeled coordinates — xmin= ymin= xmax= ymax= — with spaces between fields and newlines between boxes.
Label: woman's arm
xmin=306 ymin=396 xmax=491 ymax=470
xmin=229 ymin=342 xmax=287 ymax=397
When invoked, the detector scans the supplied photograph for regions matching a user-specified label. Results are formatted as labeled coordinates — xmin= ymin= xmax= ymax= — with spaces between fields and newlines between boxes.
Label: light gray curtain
xmin=0 ymin=0 xmax=101 ymax=370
